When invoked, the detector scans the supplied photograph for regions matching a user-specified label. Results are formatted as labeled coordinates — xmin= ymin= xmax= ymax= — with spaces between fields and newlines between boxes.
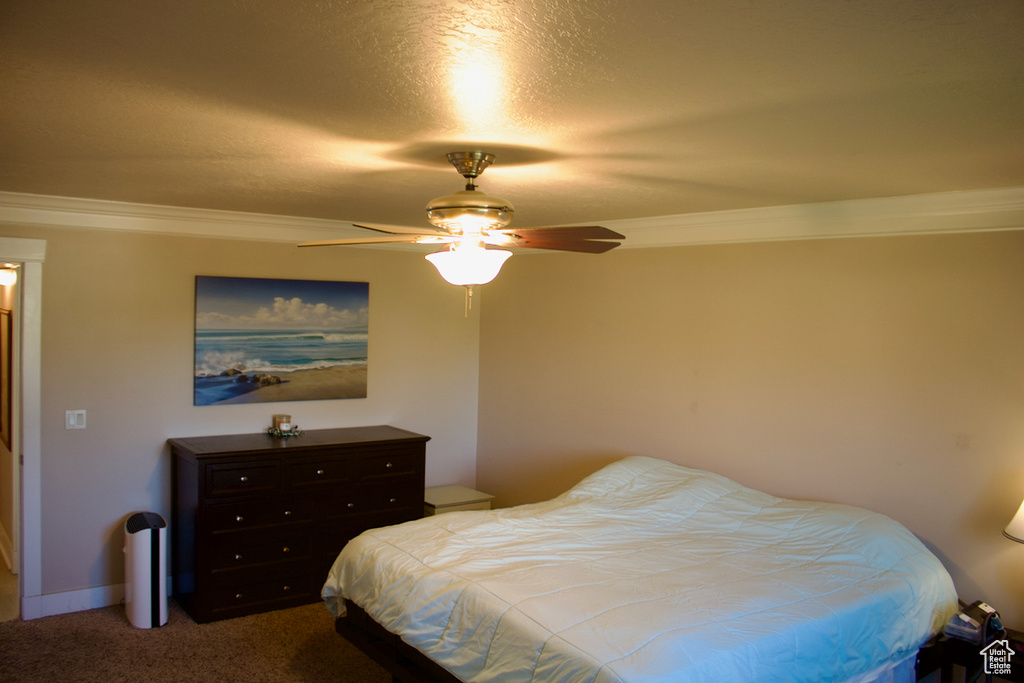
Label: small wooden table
xmin=423 ymin=485 xmax=494 ymax=515
xmin=917 ymin=629 xmax=1024 ymax=682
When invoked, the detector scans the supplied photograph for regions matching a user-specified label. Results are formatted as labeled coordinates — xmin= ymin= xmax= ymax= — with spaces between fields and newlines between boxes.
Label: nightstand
xmin=424 ymin=485 xmax=494 ymax=515
xmin=917 ymin=629 xmax=1024 ymax=682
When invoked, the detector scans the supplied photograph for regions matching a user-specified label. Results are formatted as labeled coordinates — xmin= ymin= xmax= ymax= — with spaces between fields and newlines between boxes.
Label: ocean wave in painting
xmin=193 ymin=328 xmax=367 ymax=405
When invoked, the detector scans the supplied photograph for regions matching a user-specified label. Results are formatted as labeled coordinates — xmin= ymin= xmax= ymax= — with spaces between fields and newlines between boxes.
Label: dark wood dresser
xmin=169 ymin=425 xmax=430 ymax=623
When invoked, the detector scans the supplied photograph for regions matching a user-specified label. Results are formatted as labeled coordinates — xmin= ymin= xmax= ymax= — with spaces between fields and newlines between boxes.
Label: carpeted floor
xmin=0 ymin=599 xmax=391 ymax=683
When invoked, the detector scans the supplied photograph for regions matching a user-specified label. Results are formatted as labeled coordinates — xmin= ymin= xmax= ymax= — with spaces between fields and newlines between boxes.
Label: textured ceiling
xmin=1 ymin=0 xmax=1023 ymax=234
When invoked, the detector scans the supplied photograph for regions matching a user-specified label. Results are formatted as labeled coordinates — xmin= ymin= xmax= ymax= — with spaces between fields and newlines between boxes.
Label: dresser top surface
xmin=168 ymin=425 xmax=429 ymax=456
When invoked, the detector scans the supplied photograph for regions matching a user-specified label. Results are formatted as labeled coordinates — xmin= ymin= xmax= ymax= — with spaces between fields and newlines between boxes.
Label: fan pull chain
xmin=464 ymin=285 xmax=475 ymax=317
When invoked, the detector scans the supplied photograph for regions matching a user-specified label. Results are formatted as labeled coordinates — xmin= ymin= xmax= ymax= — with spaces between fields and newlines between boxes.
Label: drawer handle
xmin=282 ymin=546 xmax=291 ymax=553
xmin=284 ymin=510 xmax=291 ymax=516
xmin=240 ymin=476 xmax=248 ymax=482
xmin=316 ymin=469 xmax=325 ymax=475
xmin=282 ymin=585 xmax=291 ymax=592
xmin=385 ymin=462 xmax=393 ymax=469
xmin=346 ymin=502 xmax=355 ymax=508
xmin=235 ymin=593 xmax=243 ymax=600
xmin=235 ymin=515 xmax=244 ymax=522
xmin=234 ymin=553 xmax=242 ymax=561
xmin=389 ymin=497 xmax=397 ymax=504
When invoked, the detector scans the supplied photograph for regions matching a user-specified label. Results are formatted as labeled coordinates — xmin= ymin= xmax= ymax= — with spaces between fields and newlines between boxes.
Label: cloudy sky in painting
xmin=195 ymin=276 xmax=368 ymax=330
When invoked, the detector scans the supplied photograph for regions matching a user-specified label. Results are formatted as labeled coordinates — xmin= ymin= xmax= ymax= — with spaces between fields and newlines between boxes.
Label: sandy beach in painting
xmin=216 ymin=365 xmax=367 ymax=404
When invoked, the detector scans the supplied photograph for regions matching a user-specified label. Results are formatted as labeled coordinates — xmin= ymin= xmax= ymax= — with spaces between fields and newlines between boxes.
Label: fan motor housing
xmin=426 ymin=189 xmax=515 ymax=231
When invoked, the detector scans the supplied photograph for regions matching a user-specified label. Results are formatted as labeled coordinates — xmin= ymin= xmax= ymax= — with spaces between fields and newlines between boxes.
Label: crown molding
xmin=603 ymin=186 xmax=1024 ymax=248
xmin=0 ymin=192 xmax=363 ymax=244
xmin=1 ymin=187 xmax=1022 ymax=249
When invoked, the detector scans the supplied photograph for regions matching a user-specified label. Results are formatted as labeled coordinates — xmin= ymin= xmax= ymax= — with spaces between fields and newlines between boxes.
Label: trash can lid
xmin=126 ymin=511 xmax=166 ymax=533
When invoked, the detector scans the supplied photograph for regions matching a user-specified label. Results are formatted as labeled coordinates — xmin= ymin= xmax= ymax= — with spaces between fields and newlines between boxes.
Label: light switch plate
xmin=65 ymin=410 xmax=86 ymax=429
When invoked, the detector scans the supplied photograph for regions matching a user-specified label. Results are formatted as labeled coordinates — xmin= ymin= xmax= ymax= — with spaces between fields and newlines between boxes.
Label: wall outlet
xmin=65 ymin=410 xmax=86 ymax=430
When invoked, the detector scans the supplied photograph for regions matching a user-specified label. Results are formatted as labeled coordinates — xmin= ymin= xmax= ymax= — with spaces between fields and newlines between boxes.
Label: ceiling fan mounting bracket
xmin=446 ymin=152 xmax=495 ymax=180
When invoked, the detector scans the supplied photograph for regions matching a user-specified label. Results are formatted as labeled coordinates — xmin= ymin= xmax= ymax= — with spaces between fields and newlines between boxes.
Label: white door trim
xmin=0 ymin=238 xmax=45 ymax=618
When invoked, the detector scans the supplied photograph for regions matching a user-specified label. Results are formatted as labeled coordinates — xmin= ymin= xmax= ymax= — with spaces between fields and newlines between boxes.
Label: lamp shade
xmin=1004 ymin=499 xmax=1024 ymax=543
xmin=0 ymin=268 xmax=16 ymax=286
xmin=425 ymin=246 xmax=512 ymax=286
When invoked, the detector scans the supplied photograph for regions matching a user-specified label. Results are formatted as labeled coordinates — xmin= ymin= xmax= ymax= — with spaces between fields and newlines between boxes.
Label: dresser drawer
xmin=206 ymin=498 xmax=312 ymax=533
xmin=356 ymin=451 xmax=420 ymax=479
xmin=361 ymin=483 xmax=422 ymax=513
xmin=209 ymin=532 xmax=313 ymax=572
xmin=322 ymin=480 xmax=421 ymax=520
xmin=206 ymin=461 xmax=280 ymax=497
xmin=209 ymin=575 xmax=317 ymax=616
xmin=210 ymin=557 xmax=312 ymax=589
xmin=289 ymin=456 xmax=351 ymax=488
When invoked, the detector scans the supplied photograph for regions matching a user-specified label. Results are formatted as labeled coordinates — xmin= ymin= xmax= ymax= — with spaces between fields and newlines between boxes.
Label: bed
xmin=322 ymin=456 xmax=958 ymax=682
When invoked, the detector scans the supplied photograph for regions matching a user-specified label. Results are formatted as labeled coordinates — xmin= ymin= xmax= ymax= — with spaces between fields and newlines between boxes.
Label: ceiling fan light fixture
xmin=425 ymin=243 xmax=512 ymax=286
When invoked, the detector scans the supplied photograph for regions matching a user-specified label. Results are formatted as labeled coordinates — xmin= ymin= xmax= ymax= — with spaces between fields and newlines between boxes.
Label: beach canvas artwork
xmin=194 ymin=276 xmax=369 ymax=406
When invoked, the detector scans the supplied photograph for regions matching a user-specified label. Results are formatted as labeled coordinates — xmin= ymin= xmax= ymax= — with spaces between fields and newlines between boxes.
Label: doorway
xmin=0 ymin=263 xmax=20 ymax=620
xmin=0 ymin=238 xmax=44 ymax=620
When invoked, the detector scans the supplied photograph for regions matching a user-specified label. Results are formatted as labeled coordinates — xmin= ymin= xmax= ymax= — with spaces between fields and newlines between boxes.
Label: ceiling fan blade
xmin=491 ymin=226 xmax=625 ymax=241
xmin=511 ymin=239 xmax=622 ymax=254
xmin=495 ymin=225 xmax=625 ymax=253
xmin=299 ymin=235 xmax=454 ymax=247
xmin=353 ymin=222 xmax=449 ymax=236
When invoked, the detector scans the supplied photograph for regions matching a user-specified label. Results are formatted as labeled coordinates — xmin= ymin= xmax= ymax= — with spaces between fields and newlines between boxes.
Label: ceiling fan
xmin=299 ymin=151 xmax=625 ymax=288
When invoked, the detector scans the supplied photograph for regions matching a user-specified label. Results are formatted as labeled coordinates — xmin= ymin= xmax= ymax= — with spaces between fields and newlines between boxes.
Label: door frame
xmin=0 ymin=238 xmax=44 ymax=617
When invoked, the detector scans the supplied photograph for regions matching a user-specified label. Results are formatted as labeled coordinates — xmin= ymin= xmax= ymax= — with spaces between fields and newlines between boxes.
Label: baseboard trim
xmin=21 ymin=584 xmax=124 ymax=620
xmin=19 ymin=579 xmax=174 ymax=621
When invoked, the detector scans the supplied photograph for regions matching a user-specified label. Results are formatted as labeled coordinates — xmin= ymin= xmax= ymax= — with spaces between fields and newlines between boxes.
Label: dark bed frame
xmin=337 ymin=598 xmax=956 ymax=683
xmin=336 ymin=600 xmax=460 ymax=683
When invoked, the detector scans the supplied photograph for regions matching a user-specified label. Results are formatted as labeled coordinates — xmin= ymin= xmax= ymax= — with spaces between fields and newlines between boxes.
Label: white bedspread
xmin=323 ymin=456 xmax=957 ymax=682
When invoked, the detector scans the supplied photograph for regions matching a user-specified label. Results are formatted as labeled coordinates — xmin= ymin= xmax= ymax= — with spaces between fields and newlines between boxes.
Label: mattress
xmin=323 ymin=456 xmax=957 ymax=682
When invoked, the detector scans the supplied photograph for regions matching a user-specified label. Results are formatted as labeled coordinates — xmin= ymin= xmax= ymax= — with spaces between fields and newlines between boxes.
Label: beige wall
xmin=477 ymin=230 xmax=1024 ymax=625
xmin=0 ymin=224 xmax=482 ymax=594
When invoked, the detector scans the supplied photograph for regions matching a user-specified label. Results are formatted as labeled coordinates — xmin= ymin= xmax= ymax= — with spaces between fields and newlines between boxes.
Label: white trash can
xmin=124 ymin=512 xmax=168 ymax=628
